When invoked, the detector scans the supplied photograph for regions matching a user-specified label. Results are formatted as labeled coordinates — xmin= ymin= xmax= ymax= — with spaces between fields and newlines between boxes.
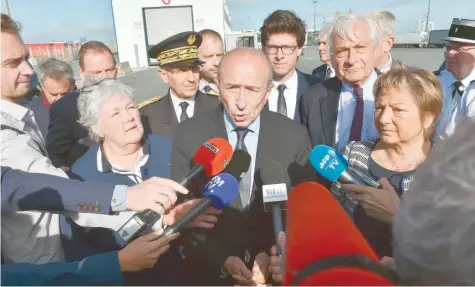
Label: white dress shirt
xmin=335 ymin=71 xmax=379 ymax=152
xmin=326 ymin=65 xmax=336 ymax=79
xmin=268 ymin=69 xmax=299 ymax=119
xmin=437 ymin=69 xmax=475 ymax=139
xmin=379 ymin=53 xmax=393 ymax=74
xmin=199 ymin=80 xmax=218 ymax=95
xmin=170 ymin=89 xmax=196 ymax=122
xmin=0 ymin=99 xmax=139 ymax=264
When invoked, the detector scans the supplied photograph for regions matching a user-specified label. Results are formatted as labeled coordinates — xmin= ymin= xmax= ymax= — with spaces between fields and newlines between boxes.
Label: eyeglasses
xmin=80 ymin=77 xmax=118 ymax=93
xmin=265 ymin=45 xmax=298 ymax=55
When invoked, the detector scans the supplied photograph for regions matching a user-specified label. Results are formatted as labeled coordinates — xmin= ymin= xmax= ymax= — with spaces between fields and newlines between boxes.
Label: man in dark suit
xmin=26 ymin=58 xmax=75 ymax=140
xmin=371 ymin=10 xmax=403 ymax=73
xmin=140 ymin=31 xmax=220 ymax=139
xmin=311 ymin=31 xmax=335 ymax=81
xmin=260 ymin=10 xmax=320 ymax=122
xmin=301 ymin=14 xmax=380 ymax=152
xmin=171 ymin=47 xmax=314 ymax=285
xmin=47 ymin=41 xmax=118 ymax=168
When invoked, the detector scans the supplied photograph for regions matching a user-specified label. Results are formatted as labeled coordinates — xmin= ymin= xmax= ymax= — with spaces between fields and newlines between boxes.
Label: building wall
xmin=111 ymin=0 xmax=231 ymax=68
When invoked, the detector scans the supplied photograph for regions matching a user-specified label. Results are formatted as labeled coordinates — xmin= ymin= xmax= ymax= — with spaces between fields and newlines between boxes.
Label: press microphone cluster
xmin=261 ymin=163 xmax=289 ymax=255
xmin=309 ymin=145 xmax=381 ymax=188
xmin=283 ymin=182 xmax=398 ymax=286
xmin=161 ymin=148 xmax=251 ymax=237
xmin=116 ymin=138 xmax=233 ymax=243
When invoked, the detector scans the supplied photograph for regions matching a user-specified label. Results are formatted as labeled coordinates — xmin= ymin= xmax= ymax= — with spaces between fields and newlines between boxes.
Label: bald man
xmin=170 ymin=47 xmax=314 ymax=285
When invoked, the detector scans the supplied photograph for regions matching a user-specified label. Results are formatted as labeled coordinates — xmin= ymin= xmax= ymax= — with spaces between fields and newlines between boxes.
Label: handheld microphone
xmin=283 ymin=182 xmax=398 ymax=286
xmin=309 ymin=145 xmax=381 ymax=188
xmin=261 ymin=163 xmax=289 ymax=255
xmin=161 ymin=173 xmax=240 ymax=237
xmin=116 ymin=138 xmax=233 ymax=243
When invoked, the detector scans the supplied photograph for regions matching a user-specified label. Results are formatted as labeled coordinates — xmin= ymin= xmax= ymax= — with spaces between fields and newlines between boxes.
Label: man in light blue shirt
xmin=171 ymin=47 xmax=314 ymax=285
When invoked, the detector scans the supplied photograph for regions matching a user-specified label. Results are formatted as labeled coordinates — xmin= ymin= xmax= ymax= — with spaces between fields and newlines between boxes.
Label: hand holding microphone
xmin=269 ymin=231 xmax=286 ymax=284
xmin=342 ymin=177 xmax=400 ymax=224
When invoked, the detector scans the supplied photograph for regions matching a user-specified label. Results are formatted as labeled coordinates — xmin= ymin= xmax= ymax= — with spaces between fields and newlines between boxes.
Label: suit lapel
xmin=162 ymin=92 xmax=179 ymax=131
xmin=319 ymin=77 xmax=341 ymax=146
xmin=295 ymin=70 xmax=309 ymax=121
xmin=194 ymin=91 xmax=209 ymax=115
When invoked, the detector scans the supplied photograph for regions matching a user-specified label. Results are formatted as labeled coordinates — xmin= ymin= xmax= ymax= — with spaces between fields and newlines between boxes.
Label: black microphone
xmin=261 ymin=162 xmax=290 ymax=255
xmin=161 ymin=149 xmax=252 ymax=237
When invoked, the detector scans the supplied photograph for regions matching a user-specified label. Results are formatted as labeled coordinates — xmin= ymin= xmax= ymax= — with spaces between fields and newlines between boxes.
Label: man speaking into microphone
xmin=171 ymin=47 xmax=315 ymax=285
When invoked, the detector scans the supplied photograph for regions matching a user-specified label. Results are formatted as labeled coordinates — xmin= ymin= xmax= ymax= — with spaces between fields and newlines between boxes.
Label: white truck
xmin=225 ymin=30 xmax=261 ymax=51
xmin=428 ymin=29 xmax=449 ymax=48
xmin=394 ymin=32 xmax=429 ymax=48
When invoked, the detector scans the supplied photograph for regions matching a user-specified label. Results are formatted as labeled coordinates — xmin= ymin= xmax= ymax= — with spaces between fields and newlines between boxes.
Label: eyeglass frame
xmin=264 ymin=45 xmax=299 ymax=55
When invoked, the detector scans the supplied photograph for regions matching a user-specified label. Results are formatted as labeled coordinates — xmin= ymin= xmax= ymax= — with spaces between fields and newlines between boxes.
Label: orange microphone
xmin=283 ymin=182 xmax=398 ymax=286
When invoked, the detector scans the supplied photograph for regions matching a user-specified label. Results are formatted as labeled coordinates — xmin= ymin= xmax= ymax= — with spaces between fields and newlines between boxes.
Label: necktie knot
xmin=353 ymin=87 xmax=364 ymax=98
xmin=277 ymin=84 xmax=286 ymax=93
xmin=235 ymin=128 xmax=250 ymax=151
xmin=203 ymin=85 xmax=212 ymax=93
xmin=453 ymin=81 xmax=465 ymax=97
xmin=179 ymin=101 xmax=189 ymax=112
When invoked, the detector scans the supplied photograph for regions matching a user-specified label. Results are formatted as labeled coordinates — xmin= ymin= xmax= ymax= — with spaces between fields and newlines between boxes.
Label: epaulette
xmin=138 ymin=96 xmax=161 ymax=109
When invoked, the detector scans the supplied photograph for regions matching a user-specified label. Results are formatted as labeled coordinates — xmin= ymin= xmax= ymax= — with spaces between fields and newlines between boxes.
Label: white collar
xmin=380 ymin=53 xmax=393 ymax=73
xmin=1 ymin=98 xmax=30 ymax=121
xmin=341 ymin=70 xmax=377 ymax=92
xmin=169 ymin=89 xmax=196 ymax=105
xmin=272 ymin=69 xmax=298 ymax=90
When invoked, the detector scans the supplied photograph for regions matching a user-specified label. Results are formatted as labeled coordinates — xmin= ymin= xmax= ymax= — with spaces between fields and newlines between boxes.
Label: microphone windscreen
xmin=308 ymin=145 xmax=348 ymax=183
xmin=284 ymin=182 xmax=392 ymax=286
xmin=202 ymin=173 xmax=240 ymax=209
xmin=222 ymin=149 xmax=251 ymax=182
xmin=260 ymin=161 xmax=291 ymax=187
xmin=193 ymin=138 xmax=233 ymax=176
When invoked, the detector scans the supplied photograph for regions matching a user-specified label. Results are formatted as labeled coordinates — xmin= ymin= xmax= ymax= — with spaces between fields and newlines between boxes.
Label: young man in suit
xmin=198 ymin=29 xmax=224 ymax=96
xmin=25 ymin=58 xmax=75 ymax=141
xmin=260 ymin=10 xmax=320 ymax=122
xmin=300 ymin=14 xmax=380 ymax=151
xmin=171 ymin=47 xmax=314 ymax=285
xmin=140 ymin=31 xmax=220 ymax=139
xmin=311 ymin=31 xmax=335 ymax=81
xmin=47 ymin=41 xmax=117 ymax=169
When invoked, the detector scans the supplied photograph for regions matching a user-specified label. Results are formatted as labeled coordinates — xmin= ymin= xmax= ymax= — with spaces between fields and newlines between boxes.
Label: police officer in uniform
xmin=436 ymin=18 xmax=475 ymax=139
xmin=140 ymin=31 xmax=220 ymax=139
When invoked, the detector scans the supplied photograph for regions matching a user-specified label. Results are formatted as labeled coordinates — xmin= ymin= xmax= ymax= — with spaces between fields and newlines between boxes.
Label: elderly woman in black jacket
xmin=337 ymin=67 xmax=443 ymax=258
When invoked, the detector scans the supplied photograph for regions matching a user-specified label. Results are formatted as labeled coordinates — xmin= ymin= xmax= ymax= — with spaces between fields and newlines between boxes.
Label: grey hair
xmin=326 ymin=14 xmax=379 ymax=56
xmin=368 ymin=9 xmax=396 ymax=38
xmin=393 ymin=119 xmax=475 ymax=285
xmin=38 ymin=58 xmax=74 ymax=84
xmin=217 ymin=47 xmax=273 ymax=86
xmin=77 ymin=78 xmax=135 ymax=141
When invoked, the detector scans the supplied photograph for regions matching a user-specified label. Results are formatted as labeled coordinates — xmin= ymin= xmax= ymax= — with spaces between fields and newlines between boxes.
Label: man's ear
xmin=296 ymin=46 xmax=303 ymax=56
xmin=158 ymin=68 xmax=169 ymax=84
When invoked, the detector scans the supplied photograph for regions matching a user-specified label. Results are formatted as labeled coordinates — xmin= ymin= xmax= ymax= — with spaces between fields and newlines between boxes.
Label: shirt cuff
xmin=111 ymin=185 xmax=128 ymax=212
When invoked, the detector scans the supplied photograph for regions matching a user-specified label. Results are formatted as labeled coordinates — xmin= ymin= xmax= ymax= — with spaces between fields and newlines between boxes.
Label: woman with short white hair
xmin=68 ymin=79 xmax=220 ymax=285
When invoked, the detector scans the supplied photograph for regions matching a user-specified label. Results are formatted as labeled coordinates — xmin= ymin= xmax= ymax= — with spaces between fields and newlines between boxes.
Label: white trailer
xmin=111 ymin=0 xmax=232 ymax=68
xmin=225 ymin=30 xmax=261 ymax=51
xmin=394 ymin=32 xmax=429 ymax=48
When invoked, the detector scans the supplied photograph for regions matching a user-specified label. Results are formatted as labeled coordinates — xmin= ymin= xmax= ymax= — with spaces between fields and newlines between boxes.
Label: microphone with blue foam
xmin=309 ymin=145 xmax=381 ymax=188
xmin=161 ymin=172 xmax=240 ymax=237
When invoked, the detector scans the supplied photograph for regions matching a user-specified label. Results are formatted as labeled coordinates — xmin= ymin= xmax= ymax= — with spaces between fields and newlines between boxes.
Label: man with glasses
xmin=47 ymin=41 xmax=118 ymax=169
xmin=140 ymin=31 xmax=220 ymax=139
xmin=437 ymin=18 xmax=475 ymax=139
xmin=260 ymin=10 xmax=320 ymax=122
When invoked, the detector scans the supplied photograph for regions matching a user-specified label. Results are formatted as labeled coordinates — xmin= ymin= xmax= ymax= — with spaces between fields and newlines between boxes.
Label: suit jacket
xmin=46 ymin=91 xmax=92 ymax=168
xmin=171 ymin=105 xmax=315 ymax=285
xmin=140 ymin=90 xmax=220 ymax=139
xmin=312 ymin=63 xmax=330 ymax=81
xmin=27 ymin=96 xmax=50 ymax=140
xmin=1 ymin=250 xmax=123 ymax=286
xmin=0 ymin=166 xmax=114 ymax=214
xmin=300 ymin=76 xmax=342 ymax=148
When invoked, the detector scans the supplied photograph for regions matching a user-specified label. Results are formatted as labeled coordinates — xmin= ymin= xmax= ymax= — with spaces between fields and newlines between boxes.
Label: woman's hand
xmin=342 ymin=177 xmax=400 ymax=224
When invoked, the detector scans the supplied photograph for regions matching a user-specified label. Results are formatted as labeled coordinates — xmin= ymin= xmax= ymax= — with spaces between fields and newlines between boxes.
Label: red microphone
xmin=283 ymin=182 xmax=397 ymax=286
xmin=181 ymin=137 xmax=233 ymax=186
